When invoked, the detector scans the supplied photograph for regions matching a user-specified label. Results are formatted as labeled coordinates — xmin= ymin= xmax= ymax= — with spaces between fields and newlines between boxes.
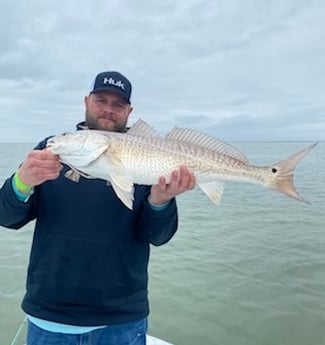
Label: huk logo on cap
xmin=90 ymin=71 xmax=132 ymax=103
xmin=103 ymin=77 xmax=125 ymax=90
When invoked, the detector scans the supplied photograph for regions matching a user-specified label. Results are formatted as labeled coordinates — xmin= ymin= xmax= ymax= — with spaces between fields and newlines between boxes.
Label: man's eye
xmin=115 ymin=102 xmax=126 ymax=108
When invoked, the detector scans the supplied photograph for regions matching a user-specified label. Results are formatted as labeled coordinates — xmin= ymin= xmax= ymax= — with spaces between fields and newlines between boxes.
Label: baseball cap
xmin=89 ymin=71 xmax=132 ymax=104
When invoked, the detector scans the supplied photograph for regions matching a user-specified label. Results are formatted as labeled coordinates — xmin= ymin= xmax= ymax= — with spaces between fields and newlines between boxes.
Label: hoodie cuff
xmin=147 ymin=196 xmax=171 ymax=211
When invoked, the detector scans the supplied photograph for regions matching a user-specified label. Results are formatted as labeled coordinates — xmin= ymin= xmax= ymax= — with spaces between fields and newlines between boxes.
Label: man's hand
xmin=149 ymin=165 xmax=196 ymax=206
xmin=17 ymin=150 xmax=62 ymax=187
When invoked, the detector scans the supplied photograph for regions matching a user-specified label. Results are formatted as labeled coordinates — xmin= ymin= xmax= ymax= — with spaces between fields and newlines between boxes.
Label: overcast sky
xmin=0 ymin=0 xmax=324 ymax=142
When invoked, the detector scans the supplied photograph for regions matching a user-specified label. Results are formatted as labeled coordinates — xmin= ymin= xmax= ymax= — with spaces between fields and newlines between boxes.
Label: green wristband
xmin=14 ymin=171 xmax=33 ymax=193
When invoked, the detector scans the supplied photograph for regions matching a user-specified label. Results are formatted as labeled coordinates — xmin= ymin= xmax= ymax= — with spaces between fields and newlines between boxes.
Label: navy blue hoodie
xmin=0 ymin=126 xmax=178 ymax=326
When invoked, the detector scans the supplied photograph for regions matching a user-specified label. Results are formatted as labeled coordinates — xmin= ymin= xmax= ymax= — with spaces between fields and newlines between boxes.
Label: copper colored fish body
xmin=47 ymin=120 xmax=317 ymax=209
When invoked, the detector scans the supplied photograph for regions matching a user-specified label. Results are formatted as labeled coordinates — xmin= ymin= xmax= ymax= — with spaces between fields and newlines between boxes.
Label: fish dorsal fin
xmin=127 ymin=119 xmax=160 ymax=138
xmin=166 ymin=127 xmax=249 ymax=163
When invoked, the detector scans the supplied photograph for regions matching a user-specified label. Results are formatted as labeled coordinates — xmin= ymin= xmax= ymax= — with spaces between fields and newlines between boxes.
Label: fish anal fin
xmin=198 ymin=181 xmax=224 ymax=205
xmin=165 ymin=127 xmax=249 ymax=163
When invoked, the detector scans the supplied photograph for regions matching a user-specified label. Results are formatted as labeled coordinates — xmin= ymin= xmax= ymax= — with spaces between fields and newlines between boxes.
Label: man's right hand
xmin=17 ymin=150 xmax=62 ymax=187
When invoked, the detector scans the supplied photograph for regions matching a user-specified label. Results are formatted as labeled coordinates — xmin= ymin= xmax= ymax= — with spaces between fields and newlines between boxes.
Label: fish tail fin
xmin=268 ymin=143 xmax=317 ymax=203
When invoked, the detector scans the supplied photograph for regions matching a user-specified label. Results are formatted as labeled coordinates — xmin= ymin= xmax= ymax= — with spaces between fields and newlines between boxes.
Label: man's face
xmin=84 ymin=91 xmax=133 ymax=132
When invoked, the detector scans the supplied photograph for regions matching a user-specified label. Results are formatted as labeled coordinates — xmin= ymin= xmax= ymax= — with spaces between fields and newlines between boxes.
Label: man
xmin=0 ymin=71 xmax=195 ymax=345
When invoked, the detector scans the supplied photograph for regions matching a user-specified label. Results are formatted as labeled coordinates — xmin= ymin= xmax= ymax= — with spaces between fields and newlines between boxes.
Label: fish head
xmin=46 ymin=131 xmax=110 ymax=167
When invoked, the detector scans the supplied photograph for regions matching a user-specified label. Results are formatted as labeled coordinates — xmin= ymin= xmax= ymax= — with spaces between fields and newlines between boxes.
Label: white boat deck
xmin=147 ymin=334 xmax=174 ymax=344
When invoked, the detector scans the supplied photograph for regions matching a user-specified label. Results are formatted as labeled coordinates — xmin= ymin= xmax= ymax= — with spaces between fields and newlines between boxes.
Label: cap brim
xmin=90 ymin=87 xmax=130 ymax=104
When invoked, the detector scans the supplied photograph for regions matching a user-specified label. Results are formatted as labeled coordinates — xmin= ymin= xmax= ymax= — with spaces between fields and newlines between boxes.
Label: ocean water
xmin=0 ymin=142 xmax=324 ymax=345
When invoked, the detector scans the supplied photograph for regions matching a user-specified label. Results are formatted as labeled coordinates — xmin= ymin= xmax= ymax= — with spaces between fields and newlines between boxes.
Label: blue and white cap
xmin=89 ymin=71 xmax=132 ymax=104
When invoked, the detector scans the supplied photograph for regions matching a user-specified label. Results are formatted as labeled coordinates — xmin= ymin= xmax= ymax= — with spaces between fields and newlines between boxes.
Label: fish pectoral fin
xmin=64 ymin=169 xmax=80 ymax=182
xmin=110 ymin=174 xmax=135 ymax=210
xmin=198 ymin=181 xmax=224 ymax=205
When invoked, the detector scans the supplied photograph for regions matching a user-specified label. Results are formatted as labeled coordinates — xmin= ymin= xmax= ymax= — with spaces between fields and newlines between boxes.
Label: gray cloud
xmin=0 ymin=0 xmax=324 ymax=142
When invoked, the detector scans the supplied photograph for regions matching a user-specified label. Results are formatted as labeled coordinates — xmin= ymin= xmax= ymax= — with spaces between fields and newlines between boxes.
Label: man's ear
xmin=84 ymin=95 xmax=90 ymax=107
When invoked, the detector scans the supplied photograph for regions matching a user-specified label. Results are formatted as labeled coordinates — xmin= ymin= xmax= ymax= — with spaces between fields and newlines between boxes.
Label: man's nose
xmin=102 ymin=102 xmax=114 ymax=113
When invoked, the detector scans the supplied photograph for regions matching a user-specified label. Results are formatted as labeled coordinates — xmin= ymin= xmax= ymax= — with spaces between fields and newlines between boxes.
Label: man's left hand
xmin=149 ymin=165 xmax=196 ymax=206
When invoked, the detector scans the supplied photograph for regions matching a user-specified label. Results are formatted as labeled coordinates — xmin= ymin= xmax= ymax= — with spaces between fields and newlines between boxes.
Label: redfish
xmin=47 ymin=120 xmax=317 ymax=210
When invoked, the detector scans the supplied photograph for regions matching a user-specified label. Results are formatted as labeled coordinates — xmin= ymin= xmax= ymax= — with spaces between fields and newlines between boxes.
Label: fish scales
xmin=109 ymin=134 xmax=254 ymax=183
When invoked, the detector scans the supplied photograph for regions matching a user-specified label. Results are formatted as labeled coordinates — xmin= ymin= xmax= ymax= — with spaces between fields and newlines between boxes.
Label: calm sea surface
xmin=0 ymin=142 xmax=324 ymax=345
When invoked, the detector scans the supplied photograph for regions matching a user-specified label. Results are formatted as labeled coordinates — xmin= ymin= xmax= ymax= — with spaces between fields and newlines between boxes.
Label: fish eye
xmin=271 ymin=167 xmax=277 ymax=174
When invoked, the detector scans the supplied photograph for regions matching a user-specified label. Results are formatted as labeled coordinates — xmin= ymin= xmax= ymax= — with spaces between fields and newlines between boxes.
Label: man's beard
xmin=85 ymin=110 xmax=128 ymax=132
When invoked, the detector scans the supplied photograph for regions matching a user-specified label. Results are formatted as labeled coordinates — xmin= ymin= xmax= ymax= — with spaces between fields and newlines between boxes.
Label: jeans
xmin=27 ymin=318 xmax=148 ymax=345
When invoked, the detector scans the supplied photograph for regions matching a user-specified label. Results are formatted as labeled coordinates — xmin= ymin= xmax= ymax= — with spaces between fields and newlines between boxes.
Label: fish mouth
xmin=46 ymin=137 xmax=62 ymax=151
xmin=46 ymin=133 xmax=70 ymax=148
xmin=46 ymin=138 xmax=54 ymax=148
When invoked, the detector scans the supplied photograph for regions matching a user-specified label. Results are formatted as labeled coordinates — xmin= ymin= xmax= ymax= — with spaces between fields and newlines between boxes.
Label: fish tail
xmin=268 ymin=143 xmax=318 ymax=203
